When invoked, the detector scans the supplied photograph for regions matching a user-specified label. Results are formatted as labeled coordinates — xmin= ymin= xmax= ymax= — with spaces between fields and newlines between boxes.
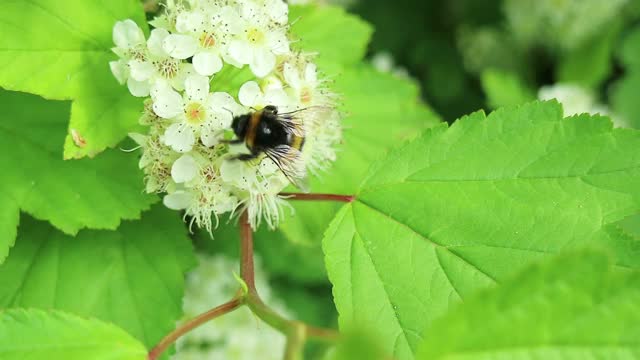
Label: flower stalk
xmin=147 ymin=297 xmax=244 ymax=360
xmin=148 ymin=199 xmax=344 ymax=360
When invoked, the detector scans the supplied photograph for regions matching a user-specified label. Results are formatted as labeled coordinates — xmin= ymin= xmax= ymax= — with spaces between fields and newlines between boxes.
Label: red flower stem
xmin=147 ymin=297 xmax=244 ymax=360
xmin=279 ymin=193 xmax=355 ymax=203
xmin=239 ymin=211 xmax=256 ymax=292
xmin=238 ymin=211 xmax=340 ymax=344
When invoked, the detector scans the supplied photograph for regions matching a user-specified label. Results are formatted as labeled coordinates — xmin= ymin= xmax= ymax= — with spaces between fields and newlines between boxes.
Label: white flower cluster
xmin=173 ymin=254 xmax=290 ymax=360
xmin=110 ymin=0 xmax=342 ymax=231
xmin=504 ymin=0 xmax=628 ymax=51
xmin=538 ymin=84 xmax=627 ymax=127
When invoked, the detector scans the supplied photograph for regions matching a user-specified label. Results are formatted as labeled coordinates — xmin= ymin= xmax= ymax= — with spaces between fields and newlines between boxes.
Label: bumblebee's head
xmin=263 ymin=105 xmax=278 ymax=116
xmin=231 ymin=114 xmax=251 ymax=138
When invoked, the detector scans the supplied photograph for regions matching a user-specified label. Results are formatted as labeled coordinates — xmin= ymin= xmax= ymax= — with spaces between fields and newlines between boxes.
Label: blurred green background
xmin=338 ymin=0 xmax=640 ymax=125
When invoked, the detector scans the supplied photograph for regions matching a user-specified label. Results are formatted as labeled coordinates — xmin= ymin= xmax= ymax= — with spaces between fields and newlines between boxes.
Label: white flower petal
xmin=148 ymin=28 xmax=171 ymax=57
xmin=170 ymin=63 xmax=195 ymax=91
xmin=176 ymin=10 xmax=206 ymax=34
xmin=267 ymin=0 xmax=288 ymax=23
xmin=209 ymin=92 xmax=238 ymax=110
xmin=221 ymin=51 xmax=244 ymax=68
xmin=208 ymin=111 xmax=233 ymax=129
xmin=163 ymin=191 xmax=193 ymax=210
xmin=153 ymin=87 xmax=184 ymax=118
xmin=228 ymin=40 xmax=253 ymax=65
xmin=193 ymin=51 xmax=223 ymax=76
xmin=268 ymin=32 xmax=290 ymax=55
xmin=171 ymin=154 xmax=199 ymax=183
xmin=239 ymin=81 xmax=263 ymax=107
xmin=127 ymin=78 xmax=150 ymax=97
xmin=264 ymin=88 xmax=290 ymax=108
xmin=219 ymin=6 xmax=244 ymax=33
xmin=113 ymin=19 xmax=144 ymax=49
xmin=305 ymin=63 xmax=318 ymax=85
xmin=283 ymin=63 xmax=301 ymax=89
xmin=164 ymin=123 xmax=196 ymax=153
xmin=200 ymin=126 xmax=222 ymax=147
xmin=129 ymin=60 xmax=154 ymax=81
xmin=185 ymin=74 xmax=210 ymax=103
xmin=110 ymin=60 xmax=129 ymax=84
xmin=250 ymin=48 xmax=276 ymax=78
xmin=163 ymin=34 xmax=199 ymax=59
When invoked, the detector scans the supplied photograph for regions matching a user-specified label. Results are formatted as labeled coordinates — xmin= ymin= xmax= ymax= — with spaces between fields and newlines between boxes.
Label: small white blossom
xmin=227 ymin=2 xmax=290 ymax=77
xmin=110 ymin=20 xmax=151 ymax=97
xmin=538 ymin=84 xmax=627 ymax=127
xmin=112 ymin=0 xmax=343 ymax=232
xmin=238 ymin=80 xmax=292 ymax=111
xmin=152 ymin=75 xmax=237 ymax=152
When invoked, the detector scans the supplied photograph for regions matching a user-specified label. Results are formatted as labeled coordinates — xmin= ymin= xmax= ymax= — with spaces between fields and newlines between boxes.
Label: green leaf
xmin=611 ymin=71 xmax=640 ymax=129
xmin=614 ymin=214 xmax=640 ymax=241
xmin=417 ymin=251 xmax=640 ymax=359
xmin=0 ymin=90 xmax=155 ymax=263
xmin=325 ymin=330 xmax=388 ymax=360
xmin=481 ymin=69 xmax=535 ymax=109
xmin=0 ymin=0 xmax=147 ymax=158
xmin=290 ymin=5 xmax=373 ymax=71
xmin=280 ymin=63 xmax=441 ymax=242
xmin=557 ymin=20 xmax=622 ymax=88
xmin=618 ymin=26 xmax=640 ymax=69
xmin=0 ymin=309 xmax=147 ymax=360
xmin=323 ymin=101 xmax=640 ymax=359
xmin=0 ymin=205 xmax=196 ymax=351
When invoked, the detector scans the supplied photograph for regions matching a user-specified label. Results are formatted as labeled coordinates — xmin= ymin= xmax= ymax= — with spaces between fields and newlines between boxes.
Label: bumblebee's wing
xmin=278 ymin=106 xmax=334 ymax=131
xmin=276 ymin=113 xmax=305 ymax=137
xmin=264 ymin=144 xmax=309 ymax=192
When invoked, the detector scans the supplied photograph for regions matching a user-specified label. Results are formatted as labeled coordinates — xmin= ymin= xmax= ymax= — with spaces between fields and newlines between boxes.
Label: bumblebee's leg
xmin=228 ymin=153 xmax=259 ymax=161
xmin=220 ymin=139 xmax=244 ymax=145
xmin=236 ymin=154 xmax=259 ymax=161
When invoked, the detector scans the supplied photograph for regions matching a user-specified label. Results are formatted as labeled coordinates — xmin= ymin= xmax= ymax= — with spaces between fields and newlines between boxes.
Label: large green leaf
xmin=0 ymin=309 xmax=147 ymax=360
xmin=0 ymin=90 xmax=155 ymax=264
xmin=323 ymin=101 xmax=640 ymax=359
xmin=0 ymin=0 xmax=147 ymax=158
xmin=0 ymin=205 xmax=196 ymax=352
xmin=418 ymin=251 xmax=640 ymax=359
xmin=290 ymin=5 xmax=372 ymax=72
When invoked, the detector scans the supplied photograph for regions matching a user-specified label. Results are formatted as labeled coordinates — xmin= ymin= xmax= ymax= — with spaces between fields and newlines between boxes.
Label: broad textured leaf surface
xmin=0 ymin=205 xmax=196 ymax=351
xmin=0 ymin=309 xmax=147 ymax=360
xmin=323 ymin=101 xmax=640 ymax=359
xmin=0 ymin=90 xmax=155 ymax=264
xmin=418 ymin=251 xmax=640 ymax=359
xmin=0 ymin=0 xmax=147 ymax=158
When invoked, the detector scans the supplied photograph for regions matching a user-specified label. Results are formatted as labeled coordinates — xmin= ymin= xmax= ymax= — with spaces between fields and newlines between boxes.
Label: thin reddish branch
xmin=238 ymin=211 xmax=340 ymax=344
xmin=279 ymin=192 xmax=355 ymax=203
xmin=147 ymin=297 xmax=243 ymax=360
xmin=239 ymin=211 xmax=256 ymax=292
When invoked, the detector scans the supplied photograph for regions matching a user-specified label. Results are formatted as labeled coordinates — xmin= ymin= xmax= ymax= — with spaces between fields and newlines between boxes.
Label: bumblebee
xmin=227 ymin=105 xmax=309 ymax=191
